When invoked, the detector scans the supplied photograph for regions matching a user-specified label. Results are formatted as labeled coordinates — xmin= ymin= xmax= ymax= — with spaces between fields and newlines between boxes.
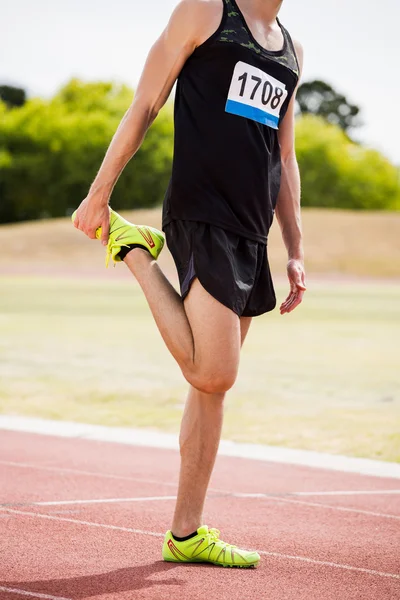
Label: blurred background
xmin=1 ymin=0 xmax=399 ymax=461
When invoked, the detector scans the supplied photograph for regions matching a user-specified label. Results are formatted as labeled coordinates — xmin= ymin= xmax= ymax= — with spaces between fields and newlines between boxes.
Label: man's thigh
xmin=240 ymin=316 xmax=252 ymax=347
xmin=184 ymin=278 xmax=242 ymax=380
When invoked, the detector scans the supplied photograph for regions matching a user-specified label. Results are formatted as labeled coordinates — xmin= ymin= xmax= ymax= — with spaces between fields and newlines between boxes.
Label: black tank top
xmin=162 ymin=0 xmax=299 ymax=243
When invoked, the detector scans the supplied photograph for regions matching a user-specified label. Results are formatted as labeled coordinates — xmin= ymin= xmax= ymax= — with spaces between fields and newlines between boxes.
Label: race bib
xmin=225 ymin=61 xmax=288 ymax=129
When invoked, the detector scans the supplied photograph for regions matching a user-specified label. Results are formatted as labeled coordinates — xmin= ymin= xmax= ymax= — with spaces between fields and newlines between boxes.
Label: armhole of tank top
xmin=277 ymin=19 xmax=301 ymax=78
xmin=192 ymin=0 xmax=228 ymax=55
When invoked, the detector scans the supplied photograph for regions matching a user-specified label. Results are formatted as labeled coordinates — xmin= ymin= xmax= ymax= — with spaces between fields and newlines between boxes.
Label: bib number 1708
xmin=237 ymin=72 xmax=284 ymax=110
xmin=225 ymin=61 xmax=288 ymax=129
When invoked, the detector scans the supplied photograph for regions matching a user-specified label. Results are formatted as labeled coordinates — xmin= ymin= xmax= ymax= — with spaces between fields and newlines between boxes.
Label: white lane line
xmin=35 ymin=495 xmax=177 ymax=506
xmin=257 ymin=551 xmax=400 ymax=580
xmin=231 ymin=493 xmax=400 ymax=520
xmin=293 ymin=489 xmax=400 ymax=496
xmin=0 ymin=460 xmax=179 ymax=488
xmin=4 ymin=460 xmax=400 ymax=497
xmin=0 ymin=586 xmax=71 ymax=600
xmin=0 ymin=507 xmax=164 ymax=537
xmin=4 ymin=460 xmax=400 ymax=498
xmin=1 ymin=460 xmax=399 ymax=520
xmin=1 ymin=507 xmax=399 ymax=581
xmin=0 ymin=459 xmax=224 ymax=496
xmin=22 ymin=494 xmax=400 ymax=519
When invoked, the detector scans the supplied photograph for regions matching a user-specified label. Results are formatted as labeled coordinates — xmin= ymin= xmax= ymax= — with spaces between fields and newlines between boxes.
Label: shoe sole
xmin=163 ymin=557 xmax=259 ymax=568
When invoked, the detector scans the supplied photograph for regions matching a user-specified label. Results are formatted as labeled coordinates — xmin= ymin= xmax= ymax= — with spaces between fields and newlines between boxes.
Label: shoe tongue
xmin=197 ymin=525 xmax=209 ymax=535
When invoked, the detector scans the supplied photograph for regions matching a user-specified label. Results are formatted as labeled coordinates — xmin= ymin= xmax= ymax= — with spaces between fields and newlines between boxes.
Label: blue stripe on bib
xmin=225 ymin=99 xmax=279 ymax=129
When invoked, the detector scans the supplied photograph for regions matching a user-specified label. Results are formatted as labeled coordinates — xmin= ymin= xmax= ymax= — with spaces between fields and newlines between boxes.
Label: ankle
xmin=171 ymin=529 xmax=198 ymax=542
xmin=123 ymin=248 xmax=153 ymax=270
xmin=120 ymin=245 xmax=150 ymax=262
xmin=171 ymin=522 xmax=202 ymax=538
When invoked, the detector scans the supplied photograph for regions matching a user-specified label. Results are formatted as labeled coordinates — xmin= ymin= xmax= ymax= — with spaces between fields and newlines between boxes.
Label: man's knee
xmin=185 ymin=367 xmax=237 ymax=395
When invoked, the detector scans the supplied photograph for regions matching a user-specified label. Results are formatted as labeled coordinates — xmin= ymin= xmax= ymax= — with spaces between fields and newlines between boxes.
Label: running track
xmin=1 ymin=428 xmax=399 ymax=600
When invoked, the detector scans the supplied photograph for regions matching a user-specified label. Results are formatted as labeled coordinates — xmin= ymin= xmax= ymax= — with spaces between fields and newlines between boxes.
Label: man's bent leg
xmin=124 ymin=249 xmax=195 ymax=370
xmin=171 ymin=317 xmax=252 ymax=537
xmin=124 ymin=250 xmax=242 ymax=393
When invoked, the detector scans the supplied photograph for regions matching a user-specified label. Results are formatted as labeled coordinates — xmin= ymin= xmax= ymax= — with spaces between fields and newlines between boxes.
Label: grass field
xmin=1 ymin=275 xmax=399 ymax=462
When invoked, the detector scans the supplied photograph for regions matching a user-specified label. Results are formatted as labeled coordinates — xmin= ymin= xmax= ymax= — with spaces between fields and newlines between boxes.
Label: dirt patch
xmin=1 ymin=208 xmax=400 ymax=279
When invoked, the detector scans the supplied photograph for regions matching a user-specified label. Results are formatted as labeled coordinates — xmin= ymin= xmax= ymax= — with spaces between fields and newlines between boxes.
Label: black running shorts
xmin=164 ymin=220 xmax=276 ymax=318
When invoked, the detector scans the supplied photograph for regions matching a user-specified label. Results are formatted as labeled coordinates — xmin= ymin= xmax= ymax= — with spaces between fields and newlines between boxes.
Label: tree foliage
xmin=297 ymin=80 xmax=361 ymax=132
xmin=0 ymin=79 xmax=173 ymax=223
xmin=0 ymin=79 xmax=399 ymax=224
xmin=0 ymin=85 xmax=26 ymax=108
xmin=296 ymin=115 xmax=400 ymax=210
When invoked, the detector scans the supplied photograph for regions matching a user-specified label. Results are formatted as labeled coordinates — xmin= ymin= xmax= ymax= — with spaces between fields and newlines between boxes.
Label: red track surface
xmin=1 ymin=430 xmax=399 ymax=600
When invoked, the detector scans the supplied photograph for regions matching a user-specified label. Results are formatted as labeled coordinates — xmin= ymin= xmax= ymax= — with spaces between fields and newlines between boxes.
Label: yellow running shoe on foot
xmin=71 ymin=208 xmax=165 ymax=267
xmin=162 ymin=526 xmax=260 ymax=568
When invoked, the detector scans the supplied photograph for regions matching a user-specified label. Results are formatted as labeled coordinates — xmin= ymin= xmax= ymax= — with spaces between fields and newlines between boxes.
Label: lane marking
xmin=1 ymin=508 xmax=399 ymax=580
xmin=47 ymin=510 xmax=81 ymax=515
xmin=33 ymin=494 xmax=400 ymax=519
xmin=0 ymin=586 xmax=71 ymax=600
xmin=0 ymin=507 xmax=164 ymax=537
xmin=293 ymin=489 xmax=400 ymax=496
xmin=231 ymin=493 xmax=400 ymax=520
xmin=2 ymin=415 xmax=400 ymax=479
xmin=0 ymin=459 xmax=226 ymax=498
xmin=1 ymin=460 xmax=399 ymax=520
xmin=257 ymin=551 xmax=400 ymax=580
xmin=3 ymin=460 xmax=399 ymax=497
xmin=0 ymin=460 xmax=179 ymax=489
xmin=35 ymin=495 xmax=177 ymax=506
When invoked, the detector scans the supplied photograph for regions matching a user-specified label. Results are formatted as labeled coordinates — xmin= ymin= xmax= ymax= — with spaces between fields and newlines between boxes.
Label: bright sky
xmin=2 ymin=0 xmax=400 ymax=163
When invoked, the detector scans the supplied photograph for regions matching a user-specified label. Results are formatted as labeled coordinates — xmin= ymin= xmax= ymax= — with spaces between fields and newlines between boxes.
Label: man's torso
xmin=162 ymin=0 xmax=299 ymax=243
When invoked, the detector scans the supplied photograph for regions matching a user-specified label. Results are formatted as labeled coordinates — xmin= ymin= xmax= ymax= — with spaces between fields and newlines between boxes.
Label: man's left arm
xmin=275 ymin=41 xmax=306 ymax=315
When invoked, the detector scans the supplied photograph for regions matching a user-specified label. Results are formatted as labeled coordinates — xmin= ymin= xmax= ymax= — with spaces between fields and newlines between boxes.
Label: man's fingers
xmin=280 ymin=296 xmax=296 ymax=314
xmin=282 ymin=261 xmax=307 ymax=314
xmin=72 ymin=210 xmax=81 ymax=229
xmin=280 ymin=291 xmax=295 ymax=308
xmin=286 ymin=294 xmax=303 ymax=313
xmin=280 ymin=291 xmax=296 ymax=313
xmin=85 ymin=227 xmax=97 ymax=240
xmin=283 ymin=289 xmax=305 ymax=314
xmin=280 ymin=287 xmax=305 ymax=314
xmin=101 ymin=218 xmax=110 ymax=246
xmin=281 ymin=294 xmax=295 ymax=309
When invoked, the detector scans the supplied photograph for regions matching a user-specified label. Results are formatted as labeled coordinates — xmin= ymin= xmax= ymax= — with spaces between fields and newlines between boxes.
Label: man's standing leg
xmin=172 ymin=386 xmax=224 ymax=538
xmin=172 ymin=317 xmax=251 ymax=537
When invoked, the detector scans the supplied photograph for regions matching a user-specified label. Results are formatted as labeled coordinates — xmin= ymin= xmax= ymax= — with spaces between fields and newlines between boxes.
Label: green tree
xmin=0 ymin=85 xmax=26 ymax=108
xmin=0 ymin=79 xmax=174 ymax=223
xmin=297 ymin=80 xmax=361 ymax=132
xmin=295 ymin=115 xmax=400 ymax=210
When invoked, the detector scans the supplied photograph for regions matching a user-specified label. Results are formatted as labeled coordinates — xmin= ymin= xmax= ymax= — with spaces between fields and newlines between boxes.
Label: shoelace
xmin=105 ymin=239 xmax=113 ymax=268
xmin=208 ymin=528 xmax=237 ymax=549
xmin=105 ymin=238 xmax=129 ymax=268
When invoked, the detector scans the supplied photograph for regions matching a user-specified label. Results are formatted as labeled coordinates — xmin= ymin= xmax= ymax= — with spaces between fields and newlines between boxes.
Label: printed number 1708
xmin=238 ymin=72 xmax=284 ymax=110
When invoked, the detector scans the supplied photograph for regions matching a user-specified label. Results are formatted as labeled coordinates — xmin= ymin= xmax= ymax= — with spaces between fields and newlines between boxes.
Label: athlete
xmin=72 ymin=0 xmax=306 ymax=568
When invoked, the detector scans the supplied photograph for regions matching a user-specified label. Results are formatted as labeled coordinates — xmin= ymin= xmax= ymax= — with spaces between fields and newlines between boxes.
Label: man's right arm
xmin=73 ymin=0 xmax=222 ymax=242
